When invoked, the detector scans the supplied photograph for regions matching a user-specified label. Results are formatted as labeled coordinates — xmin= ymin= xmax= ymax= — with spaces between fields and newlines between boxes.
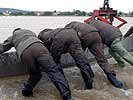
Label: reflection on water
xmin=0 ymin=58 xmax=133 ymax=100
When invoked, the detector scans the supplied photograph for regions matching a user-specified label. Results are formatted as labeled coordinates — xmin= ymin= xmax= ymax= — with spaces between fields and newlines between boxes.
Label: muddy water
xmin=0 ymin=58 xmax=133 ymax=100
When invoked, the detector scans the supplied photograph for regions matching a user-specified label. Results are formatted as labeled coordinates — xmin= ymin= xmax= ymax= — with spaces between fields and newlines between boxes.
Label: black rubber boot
xmin=22 ymin=82 xmax=33 ymax=97
xmin=107 ymin=72 xmax=123 ymax=88
xmin=63 ymin=95 xmax=73 ymax=100
xmin=84 ymin=80 xmax=93 ymax=89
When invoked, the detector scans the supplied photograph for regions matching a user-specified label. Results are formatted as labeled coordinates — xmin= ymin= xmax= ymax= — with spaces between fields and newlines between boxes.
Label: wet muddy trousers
xmin=50 ymin=41 xmax=94 ymax=90
xmin=21 ymin=43 xmax=71 ymax=100
xmin=109 ymin=38 xmax=133 ymax=68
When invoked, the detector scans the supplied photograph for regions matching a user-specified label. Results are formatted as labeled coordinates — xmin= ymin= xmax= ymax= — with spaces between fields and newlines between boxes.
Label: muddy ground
xmin=0 ymin=58 xmax=133 ymax=100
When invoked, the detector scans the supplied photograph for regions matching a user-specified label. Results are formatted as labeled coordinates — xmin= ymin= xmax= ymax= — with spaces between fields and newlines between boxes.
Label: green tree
xmin=81 ymin=11 xmax=86 ymax=16
xmin=74 ymin=10 xmax=81 ymax=16
xmin=26 ymin=12 xmax=35 ymax=16
xmin=0 ymin=12 xmax=2 ymax=16
xmin=117 ymin=11 xmax=126 ymax=16
xmin=11 ymin=12 xmax=24 ymax=16
xmin=87 ymin=12 xmax=93 ymax=16
xmin=44 ymin=11 xmax=53 ymax=16
xmin=130 ymin=11 xmax=133 ymax=17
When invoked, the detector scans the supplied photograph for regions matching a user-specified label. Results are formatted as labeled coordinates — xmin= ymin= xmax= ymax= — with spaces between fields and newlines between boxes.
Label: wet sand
xmin=0 ymin=57 xmax=133 ymax=100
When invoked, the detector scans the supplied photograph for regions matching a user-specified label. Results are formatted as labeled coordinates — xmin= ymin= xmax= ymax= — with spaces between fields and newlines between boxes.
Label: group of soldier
xmin=0 ymin=19 xmax=132 ymax=100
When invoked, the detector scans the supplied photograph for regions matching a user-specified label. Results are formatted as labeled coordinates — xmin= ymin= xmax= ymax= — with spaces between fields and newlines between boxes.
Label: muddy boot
xmin=63 ymin=95 xmax=73 ymax=100
xmin=84 ymin=79 xmax=93 ymax=89
xmin=117 ymin=61 xmax=125 ymax=68
xmin=107 ymin=72 xmax=123 ymax=88
xmin=22 ymin=82 xmax=33 ymax=97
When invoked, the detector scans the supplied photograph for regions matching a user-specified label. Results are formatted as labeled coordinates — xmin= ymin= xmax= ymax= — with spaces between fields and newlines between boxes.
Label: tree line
xmin=0 ymin=10 xmax=133 ymax=17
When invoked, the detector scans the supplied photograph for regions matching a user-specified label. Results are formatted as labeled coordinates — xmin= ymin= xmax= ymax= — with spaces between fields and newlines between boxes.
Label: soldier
xmin=65 ymin=21 xmax=123 ymax=88
xmin=124 ymin=26 xmax=133 ymax=38
xmin=0 ymin=28 xmax=72 ymax=100
xmin=38 ymin=27 xmax=123 ymax=89
xmin=38 ymin=28 xmax=94 ymax=89
xmin=87 ymin=19 xmax=133 ymax=68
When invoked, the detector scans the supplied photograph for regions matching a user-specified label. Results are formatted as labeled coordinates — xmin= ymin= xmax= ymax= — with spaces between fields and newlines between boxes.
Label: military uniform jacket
xmin=38 ymin=28 xmax=83 ymax=63
xmin=38 ymin=28 xmax=94 ymax=77
xmin=0 ymin=29 xmax=42 ymax=59
xmin=65 ymin=21 xmax=101 ymax=49
xmin=88 ymin=20 xmax=122 ymax=46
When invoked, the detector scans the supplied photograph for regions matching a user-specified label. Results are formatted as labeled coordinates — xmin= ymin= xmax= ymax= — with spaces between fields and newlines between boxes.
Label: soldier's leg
xmin=22 ymin=43 xmax=72 ymax=100
xmin=110 ymin=38 xmax=133 ymax=66
xmin=50 ymin=38 xmax=66 ymax=76
xmin=22 ymin=66 xmax=42 ymax=97
xmin=21 ymin=49 xmax=42 ymax=97
xmin=68 ymin=43 xmax=94 ymax=89
xmin=37 ymin=53 xmax=71 ymax=100
xmin=89 ymin=43 xmax=112 ymax=74
xmin=89 ymin=43 xmax=123 ymax=88
xmin=109 ymin=48 xmax=125 ymax=68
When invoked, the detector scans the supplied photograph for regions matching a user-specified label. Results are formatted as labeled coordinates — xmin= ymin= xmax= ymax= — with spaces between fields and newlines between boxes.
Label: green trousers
xmin=109 ymin=38 xmax=133 ymax=68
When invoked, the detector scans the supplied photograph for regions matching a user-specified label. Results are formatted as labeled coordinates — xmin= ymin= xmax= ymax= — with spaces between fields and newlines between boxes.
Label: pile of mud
xmin=0 ymin=58 xmax=133 ymax=100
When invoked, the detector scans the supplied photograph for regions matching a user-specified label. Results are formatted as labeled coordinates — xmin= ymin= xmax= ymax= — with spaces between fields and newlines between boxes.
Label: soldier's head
xmin=38 ymin=28 xmax=53 ymax=40
xmin=38 ymin=28 xmax=53 ymax=48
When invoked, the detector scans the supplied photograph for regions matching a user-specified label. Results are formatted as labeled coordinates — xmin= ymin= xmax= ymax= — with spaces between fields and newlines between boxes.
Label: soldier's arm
xmin=89 ymin=43 xmax=112 ymax=74
xmin=0 ymin=36 xmax=14 ymax=54
xmin=68 ymin=43 xmax=94 ymax=77
xmin=124 ymin=26 xmax=133 ymax=38
xmin=50 ymin=38 xmax=62 ymax=64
